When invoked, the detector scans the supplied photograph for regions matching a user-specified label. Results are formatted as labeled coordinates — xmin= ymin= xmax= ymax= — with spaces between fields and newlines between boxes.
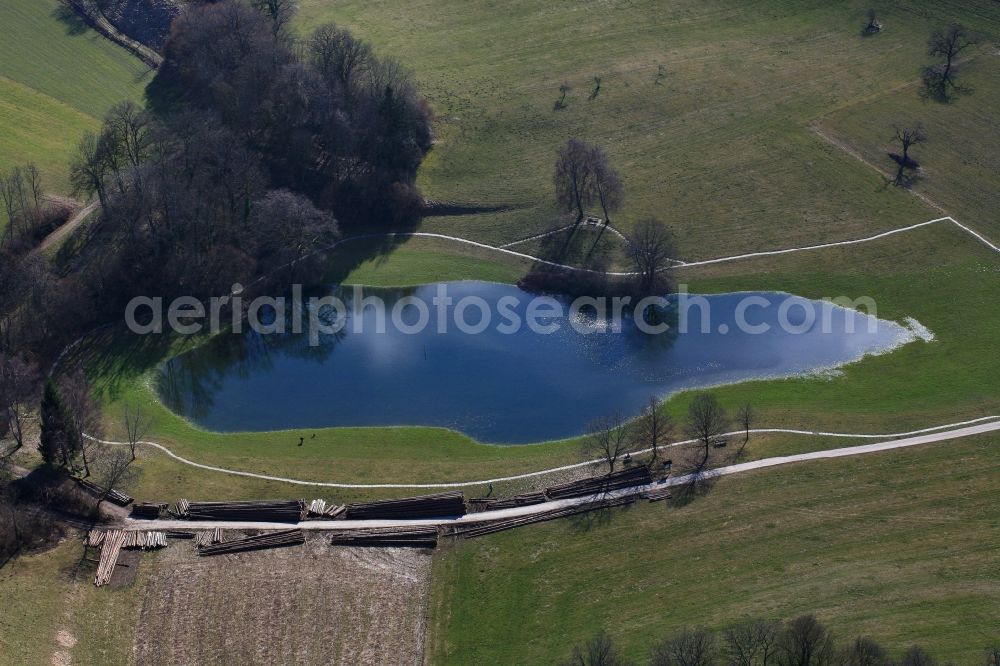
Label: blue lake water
xmin=156 ymin=282 xmax=915 ymax=443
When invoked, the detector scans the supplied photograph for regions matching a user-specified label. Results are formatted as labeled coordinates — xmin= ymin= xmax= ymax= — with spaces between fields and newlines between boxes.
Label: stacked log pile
xmin=88 ymin=530 xmax=167 ymax=550
xmin=468 ymin=491 xmax=546 ymax=513
xmin=197 ymin=529 xmax=305 ymax=556
xmin=131 ymin=502 xmax=167 ymax=519
xmin=345 ymin=491 xmax=466 ymax=520
xmin=544 ymin=466 xmax=652 ymax=500
xmin=446 ymin=495 xmax=637 ymax=539
xmin=72 ymin=477 xmax=133 ymax=506
xmin=307 ymin=499 xmax=346 ymax=519
xmin=166 ymin=531 xmax=194 ymax=540
xmin=176 ymin=499 xmax=305 ymax=522
xmin=329 ymin=526 xmax=438 ymax=548
xmin=94 ymin=530 xmax=127 ymax=587
xmin=194 ymin=528 xmax=225 ymax=547
xmin=92 ymin=530 xmax=167 ymax=586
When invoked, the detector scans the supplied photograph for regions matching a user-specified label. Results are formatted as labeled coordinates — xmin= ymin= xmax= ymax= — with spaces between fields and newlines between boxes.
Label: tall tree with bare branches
xmin=123 ymin=403 xmax=152 ymax=461
xmin=555 ymin=139 xmax=595 ymax=223
xmin=0 ymin=354 xmax=41 ymax=457
xmin=923 ymin=24 xmax=977 ymax=99
xmin=890 ymin=123 xmax=926 ymax=186
xmin=635 ymin=395 xmax=672 ymax=465
xmin=57 ymin=370 xmax=102 ymax=477
xmin=685 ymin=392 xmax=728 ymax=469
xmin=585 ymin=411 xmax=630 ymax=473
xmin=588 ymin=145 xmax=623 ymax=231
xmin=93 ymin=448 xmax=139 ymax=510
xmin=628 ymin=217 xmax=676 ymax=295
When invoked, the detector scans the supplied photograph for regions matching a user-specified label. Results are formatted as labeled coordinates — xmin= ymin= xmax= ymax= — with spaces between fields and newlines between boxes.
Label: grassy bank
xmin=427 ymin=433 xmax=1000 ymax=664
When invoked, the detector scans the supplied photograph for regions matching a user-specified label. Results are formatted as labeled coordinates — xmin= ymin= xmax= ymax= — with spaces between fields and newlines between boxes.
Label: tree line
xmin=585 ymin=392 xmax=753 ymax=474
xmin=562 ymin=614 xmax=1000 ymax=666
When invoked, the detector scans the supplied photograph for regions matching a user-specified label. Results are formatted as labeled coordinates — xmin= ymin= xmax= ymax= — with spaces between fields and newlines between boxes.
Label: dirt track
xmin=133 ymin=536 xmax=432 ymax=665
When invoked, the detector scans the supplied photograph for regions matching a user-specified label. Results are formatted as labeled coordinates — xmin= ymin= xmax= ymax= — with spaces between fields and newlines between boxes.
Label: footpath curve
xmin=267 ymin=215 xmax=998 ymax=285
xmin=121 ymin=419 xmax=1000 ymax=530
xmin=86 ymin=415 xmax=1000 ymax=490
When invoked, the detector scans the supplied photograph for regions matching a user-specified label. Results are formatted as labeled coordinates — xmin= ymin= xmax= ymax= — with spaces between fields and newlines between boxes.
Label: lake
xmin=156 ymin=282 xmax=916 ymax=443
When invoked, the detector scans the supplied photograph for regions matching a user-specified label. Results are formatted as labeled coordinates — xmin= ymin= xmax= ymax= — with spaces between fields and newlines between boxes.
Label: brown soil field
xmin=132 ymin=535 xmax=432 ymax=665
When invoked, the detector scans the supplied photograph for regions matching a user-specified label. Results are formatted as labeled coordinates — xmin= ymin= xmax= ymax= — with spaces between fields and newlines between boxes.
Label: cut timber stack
xmin=447 ymin=495 xmax=636 ymax=539
xmin=329 ymin=526 xmax=438 ymax=548
xmin=88 ymin=530 xmax=167 ymax=550
xmin=179 ymin=500 xmax=305 ymax=523
xmin=345 ymin=491 xmax=466 ymax=520
xmin=194 ymin=528 xmax=225 ymax=547
xmin=307 ymin=500 xmax=346 ymax=519
xmin=468 ymin=491 xmax=546 ymax=513
xmin=198 ymin=529 xmax=304 ymax=556
xmin=94 ymin=530 xmax=127 ymax=587
xmin=175 ymin=499 xmax=190 ymax=517
xmin=131 ymin=502 xmax=167 ymax=519
xmin=544 ymin=466 xmax=652 ymax=500
xmin=72 ymin=477 xmax=133 ymax=506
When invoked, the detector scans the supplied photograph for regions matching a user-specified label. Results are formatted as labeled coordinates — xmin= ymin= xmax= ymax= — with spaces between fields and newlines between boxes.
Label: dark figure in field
xmin=298 ymin=436 xmax=304 ymax=446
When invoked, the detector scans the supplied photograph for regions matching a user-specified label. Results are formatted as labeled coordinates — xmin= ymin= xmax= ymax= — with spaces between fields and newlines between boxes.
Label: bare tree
xmin=555 ymin=82 xmax=572 ymax=109
xmin=309 ymin=23 xmax=374 ymax=102
xmin=585 ymin=411 xmax=630 ymax=473
xmin=554 ymin=139 xmax=594 ymax=223
xmin=251 ymin=0 xmax=298 ymax=37
xmin=685 ymin=392 xmax=729 ymax=469
xmin=0 ymin=354 xmax=41 ymax=457
xmin=628 ymin=217 xmax=676 ymax=295
xmin=69 ymin=131 xmax=111 ymax=209
xmin=93 ymin=448 xmax=139 ymax=509
xmin=779 ymin=615 xmax=836 ymax=666
xmin=57 ymin=369 xmax=102 ymax=477
xmin=635 ymin=395 xmax=672 ymax=465
xmin=923 ymin=24 xmax=977 ymax=98
xmin=897 ymin=645 xmax=935 ymax=666
xmin=841 ymin=637 xmax=890 ymax=666
xmin=24 ymin=163 xmax=42 ymax=214
xmin=736 ymin=402 xmax=755 ymax=455
xmin=650 ymin=627 xmax=716 ymax=666
xmin=588 ymin=145 xmax=624 ymax=233
xmin=0 ymin=167 xmax=26 ymax=243
xmin=890 ymin=123 xmax=926 ymax=186
xmin=123 ymin=403 xmax=152 ymax=461
xmin=724 ymin=619 xmax=781 ymax=666
xmin=562 ymin=629 xmax=633 ymax=666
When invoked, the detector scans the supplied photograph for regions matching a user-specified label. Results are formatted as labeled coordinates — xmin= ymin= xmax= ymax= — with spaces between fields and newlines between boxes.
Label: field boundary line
xmin=85 ymin=416 xmax=1000 ymax=489
xmin=298 ymin=215 xmax=997 ymax=281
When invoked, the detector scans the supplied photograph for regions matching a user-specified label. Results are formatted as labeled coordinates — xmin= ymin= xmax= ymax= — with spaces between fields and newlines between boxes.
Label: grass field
xmin=0 ymin=538 xmax=144 ymax=666
xmin=0 ymin=0 xmax=149 ymax=195
xmin=427 ymin=434 xmax=1000 ymax=664
xmin=818 ymin=60 xmax=1000 ymax=238
xmin=296 ymin=0 xmax=1000 ymax=258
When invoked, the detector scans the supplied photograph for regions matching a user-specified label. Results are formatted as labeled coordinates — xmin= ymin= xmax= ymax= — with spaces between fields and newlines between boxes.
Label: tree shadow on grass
xmin=51 ymin=2 xmax=90 ymax=36
xmin=566 ymin=498 xmax=633 ymax=534
xmin=669 ymin=472 xmax=718 ymax=508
